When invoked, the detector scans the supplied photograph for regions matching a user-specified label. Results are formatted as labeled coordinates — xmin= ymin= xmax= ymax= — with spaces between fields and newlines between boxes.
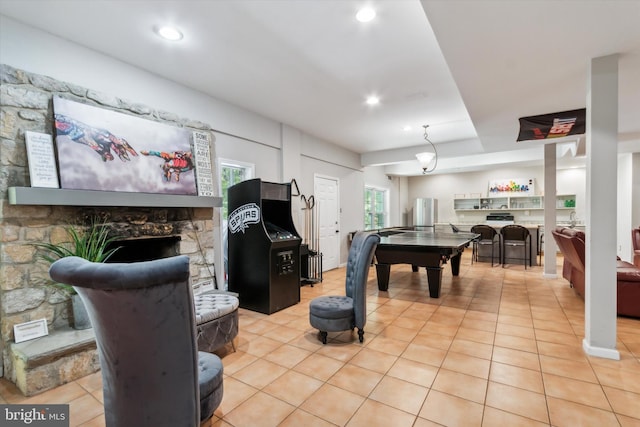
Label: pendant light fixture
xmin=415 ymin=125 xmax=438 ymax=174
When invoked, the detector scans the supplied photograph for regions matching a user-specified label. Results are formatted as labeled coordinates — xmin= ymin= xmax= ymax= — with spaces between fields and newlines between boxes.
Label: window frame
xmin=218 ymin=158 xmax=254 ymax=219
xmin=364 ymin=185 xmax=389 ymax=230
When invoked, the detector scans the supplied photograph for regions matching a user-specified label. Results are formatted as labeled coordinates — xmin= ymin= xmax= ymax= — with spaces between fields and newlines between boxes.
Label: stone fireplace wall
xmin=0 ymin=64 xmax=221 ymax=382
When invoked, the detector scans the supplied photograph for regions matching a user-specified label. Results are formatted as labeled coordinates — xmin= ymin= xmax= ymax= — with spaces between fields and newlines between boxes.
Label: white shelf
xmin=8 ymin=187 xmax=222 ymax=208
xmin=454 ymin=194 xmax=575 ymax=211
xmin=455 ymin=209 xmax=547 ymax=212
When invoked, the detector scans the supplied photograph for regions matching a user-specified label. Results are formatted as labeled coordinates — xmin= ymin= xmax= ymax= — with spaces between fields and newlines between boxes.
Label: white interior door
xmin=314 ymin=176 xmax=339 ymax=271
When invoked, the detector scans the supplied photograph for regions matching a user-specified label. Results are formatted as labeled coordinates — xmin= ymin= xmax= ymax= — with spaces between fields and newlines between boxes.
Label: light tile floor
xmin=1 ymin=254 xmax=639 ymax=426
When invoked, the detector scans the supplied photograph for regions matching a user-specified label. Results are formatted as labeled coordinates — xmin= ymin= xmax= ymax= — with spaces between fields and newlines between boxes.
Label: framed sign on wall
xmin=25 ymin=131 xmax=59 ymax=188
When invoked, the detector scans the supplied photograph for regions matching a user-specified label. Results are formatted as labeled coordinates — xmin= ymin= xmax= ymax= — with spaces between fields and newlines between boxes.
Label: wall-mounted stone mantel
xmin=8 ymin=187 xmax=222 ymax=208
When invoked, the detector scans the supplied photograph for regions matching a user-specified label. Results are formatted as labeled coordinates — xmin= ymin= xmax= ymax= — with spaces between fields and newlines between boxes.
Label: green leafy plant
xmin=35 ymin=217 xmax=122 ymax=294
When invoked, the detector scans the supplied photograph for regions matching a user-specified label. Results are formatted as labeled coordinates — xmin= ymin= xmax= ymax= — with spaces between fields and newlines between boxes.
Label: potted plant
xmin=35 ymin=217 xmax=122 ymax=329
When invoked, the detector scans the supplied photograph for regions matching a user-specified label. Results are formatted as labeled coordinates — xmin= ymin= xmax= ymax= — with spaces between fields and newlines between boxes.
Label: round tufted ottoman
xmin=198 ymin=351 xmax=223 ymax=421
xmin=194 ymin=292 xmax=239 ymax=353
xmin=309 ymin=295 xmax=356 ymax=344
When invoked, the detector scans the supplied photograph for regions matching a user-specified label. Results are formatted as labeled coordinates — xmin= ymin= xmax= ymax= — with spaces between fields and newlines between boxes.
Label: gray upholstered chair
xmin=309 ymin=231 xmax=380 ymax=344
xmin=49 ymin=255 xmax=222 ymax=426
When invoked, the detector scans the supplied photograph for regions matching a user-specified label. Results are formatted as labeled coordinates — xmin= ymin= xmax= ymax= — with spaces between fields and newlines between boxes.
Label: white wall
xmin=557 ymin=168 xmax=587 ymax=223
xmin=300 ymin=132 xmax=361 ymax=170
xmin=0 ymin=15 xmax=366 ymax=267
xmin=214 ymin=132 xmax=281 ymax=182
xmin=6 ymin=14 xmax=631 ymax=268
xmin=0 ymin=16 xmax=282 ymax=149
xmin=407 ymin=165 xmax=586 ymax=226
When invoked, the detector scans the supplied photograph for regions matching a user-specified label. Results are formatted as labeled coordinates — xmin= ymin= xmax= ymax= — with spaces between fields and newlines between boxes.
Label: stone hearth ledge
xmin=9 ymin=328 xmax=100 ymax=396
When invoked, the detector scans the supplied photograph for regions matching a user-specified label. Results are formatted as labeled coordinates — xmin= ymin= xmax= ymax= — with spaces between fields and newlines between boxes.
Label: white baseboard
xmin=582 ymin=338 xmax=620 ymax=360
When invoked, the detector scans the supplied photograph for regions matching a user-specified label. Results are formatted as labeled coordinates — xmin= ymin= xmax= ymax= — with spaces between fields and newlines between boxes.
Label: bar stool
xmin=470 ymin=224 xmax=501 ymax=266
xmin=501 ymin=224 xmax=531 ymax=269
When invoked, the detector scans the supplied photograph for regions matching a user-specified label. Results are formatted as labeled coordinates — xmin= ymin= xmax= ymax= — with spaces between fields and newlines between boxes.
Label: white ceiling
xmin=1 ymin=0 xmax=639 ymax=175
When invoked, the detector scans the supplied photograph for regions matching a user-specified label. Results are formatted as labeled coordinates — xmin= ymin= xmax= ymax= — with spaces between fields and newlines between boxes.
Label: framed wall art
xmin=53 ymin=96 xmax=197 ymax=195
xmin=488 ymin=178 xmax=535 ymax=196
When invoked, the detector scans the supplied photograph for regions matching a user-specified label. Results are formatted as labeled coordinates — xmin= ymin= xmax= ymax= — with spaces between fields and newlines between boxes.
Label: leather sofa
xmin=633 ymin=227 xmax=640 ymax=268
xmin=552 ymin=227 xmax=640 ymax=318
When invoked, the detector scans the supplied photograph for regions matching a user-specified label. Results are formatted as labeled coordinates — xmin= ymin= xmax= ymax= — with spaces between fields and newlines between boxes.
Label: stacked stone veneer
xmin=0 ymin=64 xmax=220 ymax=395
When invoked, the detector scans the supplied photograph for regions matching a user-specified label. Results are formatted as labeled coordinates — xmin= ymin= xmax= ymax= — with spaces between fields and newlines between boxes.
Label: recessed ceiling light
xmin=155 ymin=25 xmax=183 ymax=41
xmin=356 ymin=7 xmax=376 ymax=23
xmin=403 ymin=126 xmax=412 ymax=131
xmin=366 ymin=96 xmax=380 ymax=105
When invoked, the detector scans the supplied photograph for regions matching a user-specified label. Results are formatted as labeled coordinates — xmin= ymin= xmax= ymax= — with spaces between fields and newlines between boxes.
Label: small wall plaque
xmin=14 ymin=318 xmax=49 ymax=343
xmin=192 ymin=279 xmax=215 ymax=295
xmin=25 ymin=131 xmax=59 ymax=188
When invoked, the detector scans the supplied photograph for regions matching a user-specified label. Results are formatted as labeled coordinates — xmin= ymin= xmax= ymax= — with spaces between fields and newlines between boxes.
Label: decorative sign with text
xmin=192 ymin=279 xmax=215 ymax=295
xmin=192 ymin=131 xmax=214 ymax=197
xmin=14 ymin=318 xmax=49 ymax=343
xmin=25 ymin=131 xmax=59 ymax=188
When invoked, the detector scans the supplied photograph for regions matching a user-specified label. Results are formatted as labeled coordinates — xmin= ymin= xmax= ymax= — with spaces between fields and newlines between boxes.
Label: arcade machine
xmin=227 ymin=178 xmax=302 ymax=314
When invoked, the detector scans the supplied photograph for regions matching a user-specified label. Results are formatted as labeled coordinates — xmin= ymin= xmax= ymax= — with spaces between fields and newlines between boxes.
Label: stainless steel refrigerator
xmin=413 ymin=198 xmax=437 ymax=227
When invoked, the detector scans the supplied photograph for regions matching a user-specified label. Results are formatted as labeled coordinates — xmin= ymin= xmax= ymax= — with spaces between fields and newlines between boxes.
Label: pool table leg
xmin=375 ymin=263 xmax=390 ymax=291
xmin=426 ymin=266 xmax=443 ymax=298
xmin=450 ymin=252 xmax=462 ymax=276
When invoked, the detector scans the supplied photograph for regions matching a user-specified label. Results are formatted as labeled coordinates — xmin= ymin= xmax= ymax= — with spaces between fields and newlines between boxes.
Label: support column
xmin=543 ymin=143 xmax=557 ymax=276
xmin=584 ymin=54 xmax=619 ymax=360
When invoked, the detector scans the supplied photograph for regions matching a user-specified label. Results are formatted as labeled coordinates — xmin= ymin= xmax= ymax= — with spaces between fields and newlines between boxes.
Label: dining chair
xmin=500 ymin=224 xmax=531 ymax=269
xmin=470 ymin=224 xmax=501 ymax=266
